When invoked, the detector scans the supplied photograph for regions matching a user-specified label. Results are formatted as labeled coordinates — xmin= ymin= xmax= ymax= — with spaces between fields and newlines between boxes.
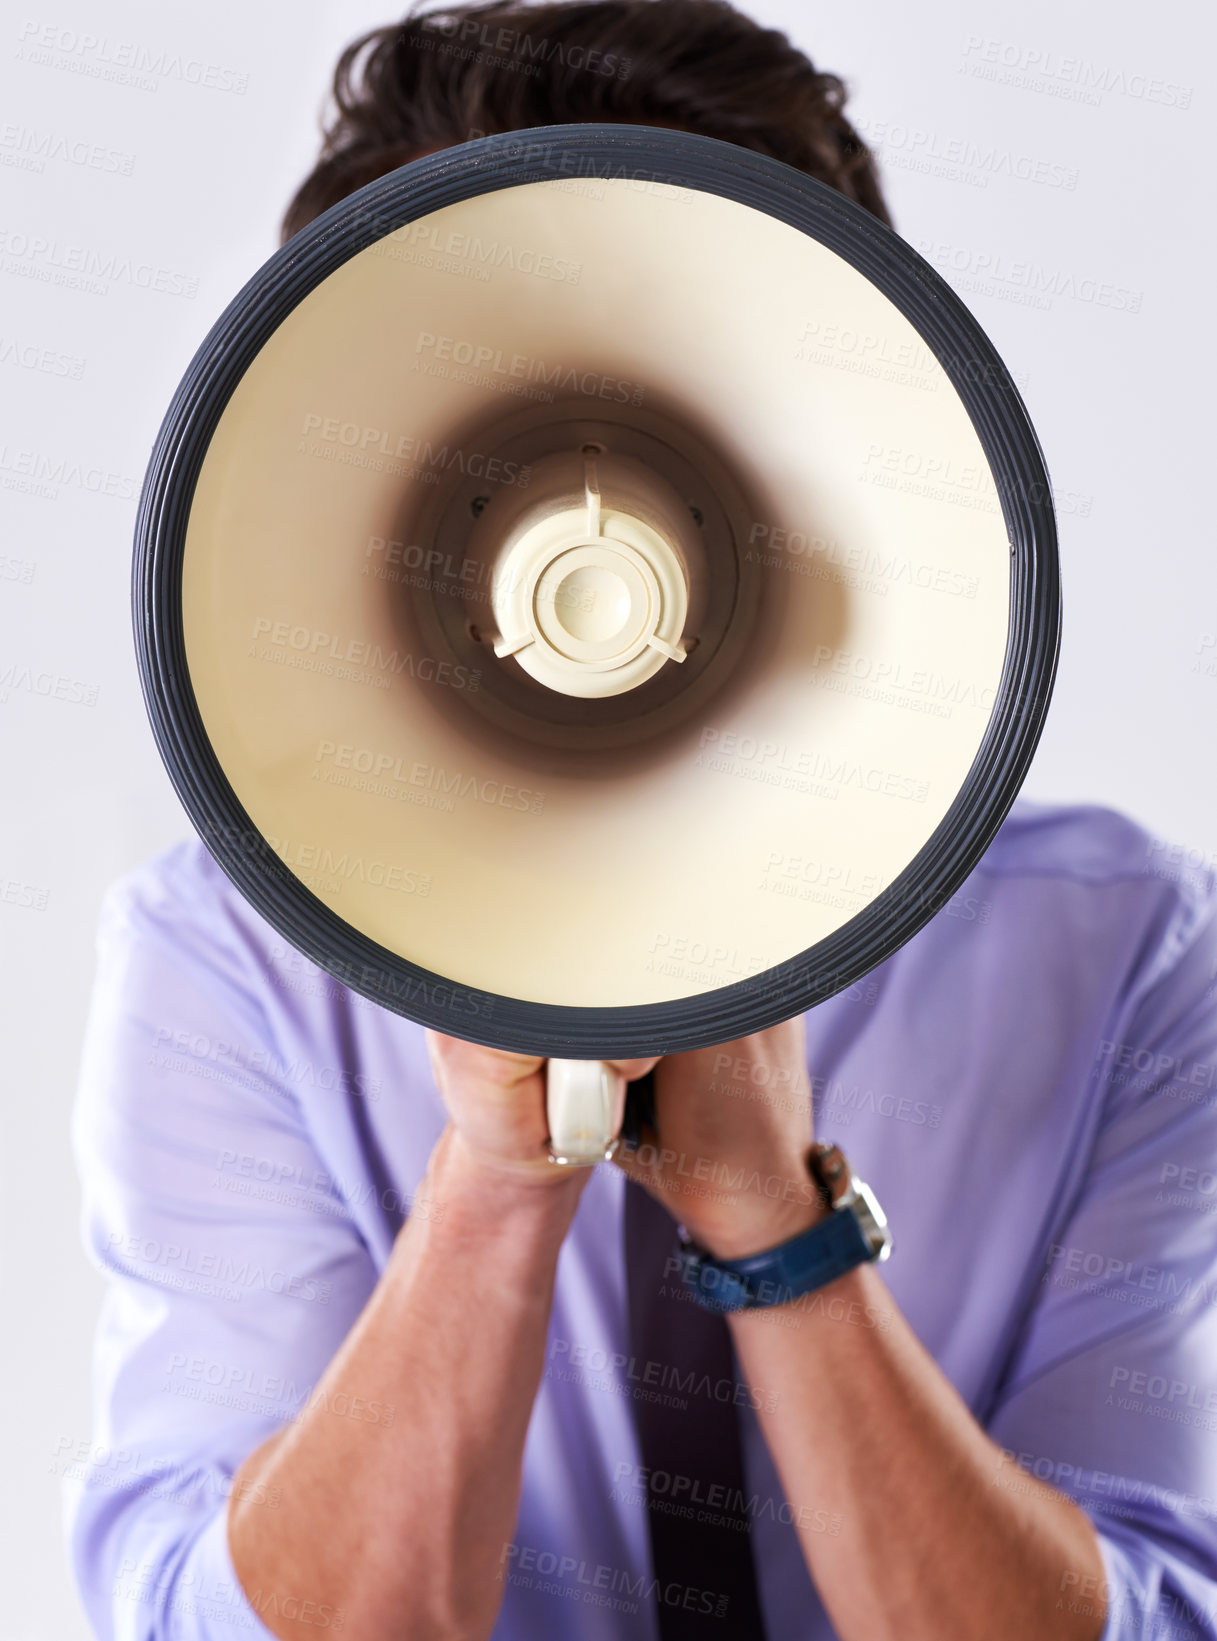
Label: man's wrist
xmin=725 ymin=1256 xmax=895 ymax=1334
xmin=695 ymin=1195 xmax=829 ymax=1262
xmin=430 ymin=1124 xmax=589 ymax=1227
xmin=677 ymin=1147 xmax=829 ymax=1261
xmin=683 ymin=1143 xmax=894 ymax=1318
xmin=382 ymin=1125 xmax=586 ymax=1327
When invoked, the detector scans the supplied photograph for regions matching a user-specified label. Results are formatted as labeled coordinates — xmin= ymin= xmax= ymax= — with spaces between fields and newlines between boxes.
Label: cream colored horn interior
xmin=182 ymin=177 xmax=1010 ymax=1009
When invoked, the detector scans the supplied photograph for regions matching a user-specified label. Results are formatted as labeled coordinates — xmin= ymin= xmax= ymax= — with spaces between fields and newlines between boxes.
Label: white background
xmin=1 ymin=0 xmax=1213 ymax=1631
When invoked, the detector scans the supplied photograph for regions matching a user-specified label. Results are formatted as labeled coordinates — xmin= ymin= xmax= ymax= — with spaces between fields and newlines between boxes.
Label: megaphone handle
xmin=545 ymin=1059 xmax=627 ymax=1167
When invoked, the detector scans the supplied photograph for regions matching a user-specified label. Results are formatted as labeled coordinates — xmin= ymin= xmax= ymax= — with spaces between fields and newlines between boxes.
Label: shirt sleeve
xmin=985 ymin=867 xmax=1217 ymax=1640
xmin=66 ymin=851 xmax=379 ymax=1640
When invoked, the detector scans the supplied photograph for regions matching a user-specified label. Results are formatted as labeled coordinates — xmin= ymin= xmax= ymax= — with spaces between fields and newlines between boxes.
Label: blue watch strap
xmin=677 ymin=1202 xmax=877 ymax=1315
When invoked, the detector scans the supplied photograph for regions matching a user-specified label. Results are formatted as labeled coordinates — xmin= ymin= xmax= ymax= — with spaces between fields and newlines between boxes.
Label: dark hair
xmin=281 ymin=0 xmax=890 ymax=241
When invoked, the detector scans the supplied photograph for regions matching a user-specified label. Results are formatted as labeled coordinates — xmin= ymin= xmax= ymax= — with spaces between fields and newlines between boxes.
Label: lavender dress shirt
xmin=66 ymin=801 xmax=1217 ymax=1639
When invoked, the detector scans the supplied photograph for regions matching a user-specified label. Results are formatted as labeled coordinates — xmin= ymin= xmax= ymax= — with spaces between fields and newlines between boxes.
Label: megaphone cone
xmin=135 ymin=125 xmax=1058 ymax=1114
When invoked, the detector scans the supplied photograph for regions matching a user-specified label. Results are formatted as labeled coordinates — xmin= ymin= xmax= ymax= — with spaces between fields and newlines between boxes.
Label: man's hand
xmin=425 ymin=1033 xmax=659 ymax=1183
xmin=613 ymin=1018 xmax=822 ymax=1257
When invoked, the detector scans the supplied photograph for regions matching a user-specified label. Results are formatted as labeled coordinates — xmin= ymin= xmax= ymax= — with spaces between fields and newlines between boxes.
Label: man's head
xmin=282 ymin=0 xmax=890 ymax=240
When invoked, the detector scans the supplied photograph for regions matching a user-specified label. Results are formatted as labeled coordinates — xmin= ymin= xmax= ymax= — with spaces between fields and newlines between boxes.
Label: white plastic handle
xmin=545 ymin=1059 xmax=626 ymax=1166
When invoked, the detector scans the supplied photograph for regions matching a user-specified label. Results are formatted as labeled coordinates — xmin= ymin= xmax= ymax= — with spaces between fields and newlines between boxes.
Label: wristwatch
xmin=675 ymin=1142 xmax=892 ymax=1314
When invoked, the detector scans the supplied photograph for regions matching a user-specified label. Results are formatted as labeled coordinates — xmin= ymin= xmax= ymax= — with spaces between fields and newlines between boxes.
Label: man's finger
xmin=606 ymin=1057 xmax=662 ymax=1082
xmin=425 ymin=1031 xmax=544 ymax=1091
xmin=427 ymin=1037 xmax=661 ymax=1111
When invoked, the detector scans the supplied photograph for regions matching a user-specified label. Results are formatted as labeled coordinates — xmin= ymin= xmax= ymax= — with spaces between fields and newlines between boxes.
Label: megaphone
xmin=133 ymin=125 xmax=1059 ymax=1164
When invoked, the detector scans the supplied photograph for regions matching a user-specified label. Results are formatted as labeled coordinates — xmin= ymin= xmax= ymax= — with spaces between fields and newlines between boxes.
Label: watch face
xmin=850 ymin=1180 xmax=893 ymax=1261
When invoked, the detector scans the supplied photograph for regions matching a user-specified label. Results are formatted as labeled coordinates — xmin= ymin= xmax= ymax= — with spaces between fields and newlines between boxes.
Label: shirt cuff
xmin=1091 ymin=1517 xmax=1216 ymax=1640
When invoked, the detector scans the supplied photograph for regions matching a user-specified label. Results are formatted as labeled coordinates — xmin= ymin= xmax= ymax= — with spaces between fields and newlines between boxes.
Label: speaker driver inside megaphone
xmin=382 ymin=395 xmax=806 ymax=771
xmin=138 ymin=125 xmax=1058 ymax=1053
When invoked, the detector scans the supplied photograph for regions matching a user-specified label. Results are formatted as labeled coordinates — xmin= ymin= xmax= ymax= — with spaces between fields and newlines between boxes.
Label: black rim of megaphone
xmin=134 ymin=123 xmax=1060 ymax=1059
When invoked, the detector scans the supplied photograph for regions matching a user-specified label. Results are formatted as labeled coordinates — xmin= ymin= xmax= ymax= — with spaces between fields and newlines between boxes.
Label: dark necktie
xmin=623 ymin=1170 xmax=769 ymax=1639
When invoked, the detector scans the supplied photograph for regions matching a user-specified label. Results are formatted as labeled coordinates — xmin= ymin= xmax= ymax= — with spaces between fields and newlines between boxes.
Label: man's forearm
xmin=228 ymin=1124 xmax=583 ymax=1640
xmin=728 ymin=1263 xmax=1107 ymax=1641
